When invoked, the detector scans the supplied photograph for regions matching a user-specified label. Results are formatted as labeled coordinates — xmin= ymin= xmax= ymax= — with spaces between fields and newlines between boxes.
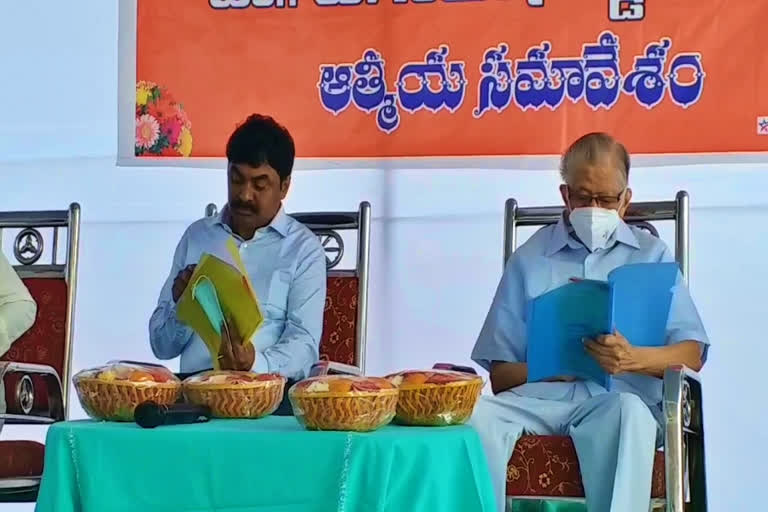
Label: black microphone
xmin=134 ymin=401 xmax=212 ymax=429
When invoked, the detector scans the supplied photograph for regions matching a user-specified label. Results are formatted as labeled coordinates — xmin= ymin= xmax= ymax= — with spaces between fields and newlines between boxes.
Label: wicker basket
xmin=75 ymin=378 xmax=181 ymax=422
xmin=183 ymin=371 xmax=285 ymax=418
xmin=289 ymin=376 xmax=398 ymax=432
xmin=387 ymin=370 xmax=483 ymax=426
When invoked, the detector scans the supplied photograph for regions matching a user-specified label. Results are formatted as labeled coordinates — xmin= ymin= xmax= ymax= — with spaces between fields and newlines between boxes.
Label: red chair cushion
xmin=1 ymin=278 xmax=68 ymax=378
xmin=0 ymin=441 xmax=44 ymax=479
xmin=319 ymin=275 xmax=358 ymax=366
xmin=507 ymin=435 xmax=666 ymax=498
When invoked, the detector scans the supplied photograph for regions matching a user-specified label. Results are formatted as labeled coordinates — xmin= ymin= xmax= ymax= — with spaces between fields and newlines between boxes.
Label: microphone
xmin=134 ymin=401 xmax=212 ymax=429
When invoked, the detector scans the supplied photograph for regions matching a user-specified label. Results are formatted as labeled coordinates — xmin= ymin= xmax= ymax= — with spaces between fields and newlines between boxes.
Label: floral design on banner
xmin=135 ymin=81 xmax=193 ymax=157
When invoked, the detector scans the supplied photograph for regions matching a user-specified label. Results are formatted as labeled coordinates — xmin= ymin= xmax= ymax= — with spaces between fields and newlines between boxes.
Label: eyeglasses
xmin=567 ymin=187 xmax=625 ymax=208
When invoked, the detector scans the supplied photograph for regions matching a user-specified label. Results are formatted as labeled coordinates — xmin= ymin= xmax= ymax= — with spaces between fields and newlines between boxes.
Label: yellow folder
xmin=176 ymin=238 xmax=263 ymax=369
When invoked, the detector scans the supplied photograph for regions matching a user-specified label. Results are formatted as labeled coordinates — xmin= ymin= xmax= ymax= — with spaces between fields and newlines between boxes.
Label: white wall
xmin=1 ymin=1 xmax=766 ymax=511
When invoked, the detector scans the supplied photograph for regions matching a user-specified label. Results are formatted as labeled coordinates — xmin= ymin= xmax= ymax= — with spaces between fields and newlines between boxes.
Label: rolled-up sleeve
xmin=149 ymin=232 xmax=195 ymax=360
xmin=471 ymin=256 xmax=528 ymax=371
xmin=0 ymin=253 xmax=37 ymax=357
xmin=657 ymin=248 xmax=710 ymax=362
xmin=666 ymin=271 xmax=710 ymax=362
xmin=255 ymin=242 xmax=327 ymax=380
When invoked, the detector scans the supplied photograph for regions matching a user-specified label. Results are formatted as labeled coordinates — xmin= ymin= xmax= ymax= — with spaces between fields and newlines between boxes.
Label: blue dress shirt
xmin=149 ymin=207 xmax=327 ymax=379
xmin=471 ymin=216 xmax=709 ymax=407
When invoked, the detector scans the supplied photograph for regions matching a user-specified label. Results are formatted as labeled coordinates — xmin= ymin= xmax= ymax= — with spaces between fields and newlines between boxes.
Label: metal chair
xmin=502 ymin=191 xmax=705 ymax=512
xmin=205 ymin=202 xmax=371 ymax=375
xmin=0 ymin=204 xmax=81 ymax=502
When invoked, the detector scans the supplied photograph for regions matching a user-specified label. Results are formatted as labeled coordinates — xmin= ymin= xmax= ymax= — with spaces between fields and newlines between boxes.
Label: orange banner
xmin=133 ymin=0 xmax=768 ymax=159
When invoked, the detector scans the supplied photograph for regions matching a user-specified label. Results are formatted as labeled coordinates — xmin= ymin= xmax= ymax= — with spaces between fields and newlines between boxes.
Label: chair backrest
xmin=503 ymin=191 xmax=690 ymax=283
xmin=0 ymin=204 xmax=81 ymax=415
xmin=205 ymin=202 xmax=371 ymax=373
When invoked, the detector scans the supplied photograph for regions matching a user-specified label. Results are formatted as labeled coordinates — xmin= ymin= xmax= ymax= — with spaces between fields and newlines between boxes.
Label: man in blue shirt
xmin=470 ymin=133 xmax=708 ymax=512
xmin=149 ymin=114 xmax=326 ymax=388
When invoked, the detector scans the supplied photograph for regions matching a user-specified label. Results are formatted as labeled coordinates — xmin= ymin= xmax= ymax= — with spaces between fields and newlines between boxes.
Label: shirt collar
xmin=214 ymin=204 xmax=290 ymax=239
xmin=545 ymin=216 xmax=581 ymax=256
xmin=614 ymin=219 xmax=640 ymax=249
xmin=545 ymin=212 xmax=640 ymax=256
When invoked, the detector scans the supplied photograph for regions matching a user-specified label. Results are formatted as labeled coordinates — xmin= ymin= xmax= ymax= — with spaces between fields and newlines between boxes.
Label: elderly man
xmin=470 ymin=133 xmax=708 ymax=512
xmin=149 ymin=114 xmax=326 ymax=390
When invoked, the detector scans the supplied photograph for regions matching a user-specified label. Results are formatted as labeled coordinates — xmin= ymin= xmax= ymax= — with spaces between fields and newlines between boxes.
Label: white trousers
xmin=469 ymin=390 xmax=660 ymax=512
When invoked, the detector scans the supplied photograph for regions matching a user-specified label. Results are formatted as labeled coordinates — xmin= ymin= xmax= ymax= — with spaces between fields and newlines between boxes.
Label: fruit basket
xmin=289 ymin=375 xmax=398 ymax=432
xmin=182 ymin=371 xmax=285 ymax=418
xmin=386 ymin=370 xmax=483 ymax=426
xmin=73 ymin=362 xmax=181 ymax=421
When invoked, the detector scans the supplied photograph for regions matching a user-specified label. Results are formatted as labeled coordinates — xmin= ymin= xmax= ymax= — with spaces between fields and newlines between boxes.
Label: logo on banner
xmin=609 ymin=0 xmax=645 ymax=21
xmin=757 ymin=117 xmax=768 ymax=135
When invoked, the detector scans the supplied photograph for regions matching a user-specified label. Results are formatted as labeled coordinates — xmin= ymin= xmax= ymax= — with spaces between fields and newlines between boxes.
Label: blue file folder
xmin=526 ymin=262 xmax=679 ymax=388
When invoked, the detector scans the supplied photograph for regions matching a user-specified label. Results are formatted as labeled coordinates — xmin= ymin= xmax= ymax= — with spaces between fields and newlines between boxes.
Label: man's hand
xmin=584 ymin=329 xmax=637 ymax=375
xmin=172 ymin=264 xmax=196 ymax=303
xmin=218 ymin=315 xmax=255 ymax=371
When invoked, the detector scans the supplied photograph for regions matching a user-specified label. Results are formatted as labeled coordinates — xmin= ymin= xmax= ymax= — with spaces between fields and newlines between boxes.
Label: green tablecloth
xmin=35 ymin=416 xmax=496 ymax=512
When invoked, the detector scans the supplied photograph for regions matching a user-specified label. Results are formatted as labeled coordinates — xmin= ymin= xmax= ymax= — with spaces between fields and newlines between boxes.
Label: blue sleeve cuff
xmin=667 ymin=330 xmax=710 ymax=363
xmin=471 ymin=340 xmax=523 ymax=372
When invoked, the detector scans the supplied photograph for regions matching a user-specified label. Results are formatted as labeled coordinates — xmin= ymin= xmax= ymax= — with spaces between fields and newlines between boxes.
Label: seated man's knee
xmin=470 ymin=396 xmax=496 ymax=426
xmin=609 ymin=392 xmax=654 ymax=422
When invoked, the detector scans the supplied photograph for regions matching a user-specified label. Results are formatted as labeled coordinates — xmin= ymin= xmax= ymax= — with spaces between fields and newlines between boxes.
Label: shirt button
xmin=241 ymin=243 xmax=248 ymax=249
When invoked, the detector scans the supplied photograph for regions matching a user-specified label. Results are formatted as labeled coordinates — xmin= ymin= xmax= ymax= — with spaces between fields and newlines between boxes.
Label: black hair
xmin=226 ymin=114 xmax=295 ymax=181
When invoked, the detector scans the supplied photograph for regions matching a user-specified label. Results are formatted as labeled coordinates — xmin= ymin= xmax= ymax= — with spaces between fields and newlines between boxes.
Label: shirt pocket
xmin=264 ymin=270 xmax=291 ymax=317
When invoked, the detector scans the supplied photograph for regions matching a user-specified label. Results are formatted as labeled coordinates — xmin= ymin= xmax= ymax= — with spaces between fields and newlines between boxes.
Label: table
xmin=35 ymin=416 xmax=496 ymax=512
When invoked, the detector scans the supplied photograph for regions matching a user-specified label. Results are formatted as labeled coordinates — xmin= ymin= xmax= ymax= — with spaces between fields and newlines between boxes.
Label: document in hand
xmin=176 ymin=238 xmax=263 ymax=369
xmin=525 ymin=262 xmax=679 ymax=388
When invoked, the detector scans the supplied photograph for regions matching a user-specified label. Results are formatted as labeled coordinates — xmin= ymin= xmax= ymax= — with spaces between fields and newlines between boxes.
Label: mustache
xmin=229 ymin=201 xmax=259 ymax=214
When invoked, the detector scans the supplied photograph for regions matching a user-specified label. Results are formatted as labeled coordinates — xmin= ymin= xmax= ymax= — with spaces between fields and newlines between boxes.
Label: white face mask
xmin=568 ymin=207 xmax=621 ymax=252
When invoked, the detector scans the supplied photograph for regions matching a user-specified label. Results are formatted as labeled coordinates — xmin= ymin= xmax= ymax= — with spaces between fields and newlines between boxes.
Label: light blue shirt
xmin=471 ymin=216 xmax=709 ymax=407
xmin=149 ymin=207 xmax=327 ymax=379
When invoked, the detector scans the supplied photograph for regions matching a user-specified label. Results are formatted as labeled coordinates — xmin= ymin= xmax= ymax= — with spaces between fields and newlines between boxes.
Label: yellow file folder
xmin=176 ymin=238 xmax=263 ymax=369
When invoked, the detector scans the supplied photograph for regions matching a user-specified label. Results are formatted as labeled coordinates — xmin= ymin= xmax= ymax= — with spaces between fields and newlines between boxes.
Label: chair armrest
xmin=663 ymin=364 xmax=706 ymax=511
xmin=309 ymin=361 xmax=362 ymax=377
xmin=432 ymin=363 xmax=478 ymax=375
xmin=0 ymin=362 xmax=64 ymax=425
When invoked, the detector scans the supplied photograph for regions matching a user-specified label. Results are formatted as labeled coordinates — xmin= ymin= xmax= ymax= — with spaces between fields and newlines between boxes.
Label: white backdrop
xmin=1 ymin=2 xmax=766 ymax=511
